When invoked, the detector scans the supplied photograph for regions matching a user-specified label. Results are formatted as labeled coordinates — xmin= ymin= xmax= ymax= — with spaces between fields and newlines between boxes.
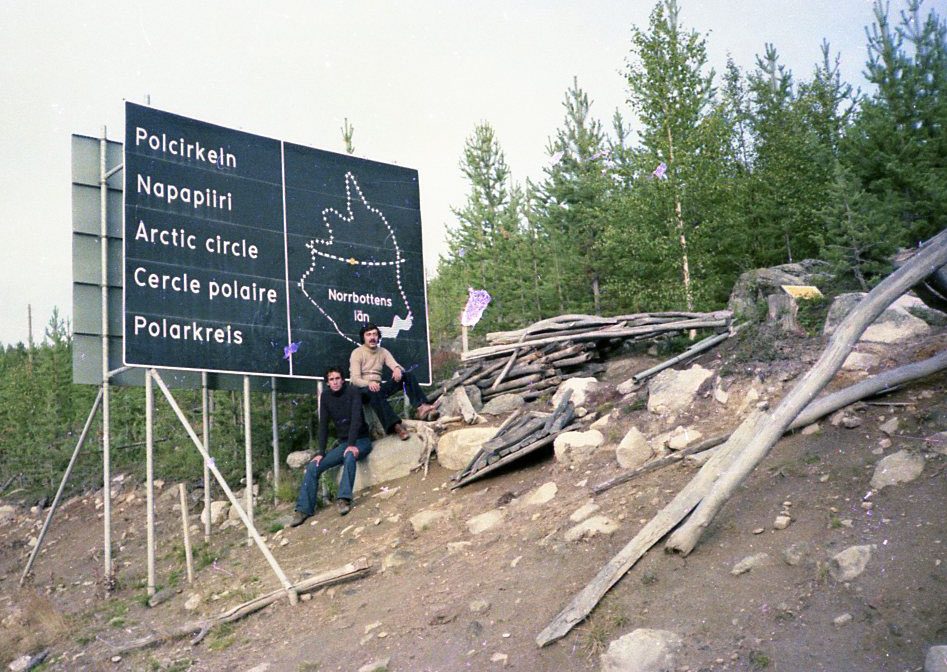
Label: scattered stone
xmin=647 ymin=365 xmax=713 ymax=415
xmin=879 ymin=417 xmax=900 ymax=435
xmin=110 ymin=656 xmax=122 ymax=664
xmin=600 ymin=628 xmax=683 ymax=672
xmin=782 ymin=542 xmax=814 ymax=566
xmin=752 ymin=528 xmax=765 ymax=535
xmin=564 ymin=515 xmax=618 ymax=542
xmin=714 ymin=386 xmax=729 ymax=405
xmin=731 ymin=553 xmax=772 ymax=575
xmin=447 ymin=541 xmax=473 ymax=554
xmin=467 ymin=510 xmax=504 ymax=535
xmin=201 ymin=501 xmax=230 ymax=526
xmin=616 ymin=378 xmax=637 ymax=395
xmin=830 ymin=545 xmax=872 ymax=582
xmin=842 ymin=351 xmax=880 ymax=371
xmin=925 ymin=645 xmax=947 ymax=672
xmin=834 ymin=613 xmax=853 ymax=627
xmin=879 ymin=437 xmax=893 ymax=450
xmin=376 ymin=486 xmax=401 ymax=501
xmin=553 ymin=430 xmax=605 ymax=464
xmin=357 ymin=657 xmax=390 ymax=672
xmin=569 ymin=501 xmax=601 ymax=523
xmin=773 ymin=515 xmax=792 ymax=530
xmin=523 ymin=482 xmax=557 ymax=507
xmin=438 ymin=386 xmax=479 ymax=421
xmin=801 ymin=423 xmax=820 ymax=436
xmin=147 ymin=586 xmax=175 ymax=608
xmin=590 ymin=413 xmax=613 ymax=431
xmin=469 ymin=598 xmax=490 ymax=614
xmin=870 ymin=450 xmax=925 ymax=489
xmin=245 ymin=665 xmax=271 ymax=672
xmin=410 ymin=509 xmax=449 ymax=533
xmin=490 ymin=652 xmax=508 ymax=666
xmin=286 ymin=450 xmax=315 ymax=469
xmin=616 ymin=427 xmax=651 ymax=470
xmin=381 ymin=549 xmax=413 ymax=571
xmin=841 ymin=415 xmax=863 ymax=429
xmin=481 ymin=394 xmax=526 ymax=416
xmin=0 ymin=505 xmax=16 ymax=526
xmin=8 ymin=655 xmax=31 ymax=672
xmin=184 ymin=593 xmax=202 ymax=610
xmin=927 ymin=432 xmax=947 ymax=456
xmin=667 ymin=426 xmax=702 ymax=450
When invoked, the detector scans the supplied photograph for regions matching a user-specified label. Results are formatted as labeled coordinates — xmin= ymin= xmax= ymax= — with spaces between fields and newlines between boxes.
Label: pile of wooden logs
xmin=451 ymin=390 xmax=575 ymax=489
xmin=430 ymin=311 xmax=732 ymax=405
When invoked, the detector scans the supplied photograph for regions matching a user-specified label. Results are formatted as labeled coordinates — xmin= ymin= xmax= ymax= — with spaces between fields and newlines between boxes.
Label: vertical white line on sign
xmin=280 ymin=141 xmax=293 ymax=376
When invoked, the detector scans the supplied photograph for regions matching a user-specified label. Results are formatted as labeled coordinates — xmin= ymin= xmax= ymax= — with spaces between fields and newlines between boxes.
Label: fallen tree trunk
xmin=535 ymin=412 xmax=766 ymax=647
xmin=666 ymin=228 xmax=947 ymax=556
xmin=111 ymin=558 xmax=370 ymax=654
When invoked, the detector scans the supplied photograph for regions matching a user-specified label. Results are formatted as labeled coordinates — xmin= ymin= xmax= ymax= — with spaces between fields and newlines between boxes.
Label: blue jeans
xmin=295 ymin=436 xmax=372 ymax=515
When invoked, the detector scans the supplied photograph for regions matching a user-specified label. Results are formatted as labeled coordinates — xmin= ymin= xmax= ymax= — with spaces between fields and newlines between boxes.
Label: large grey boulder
xmin=600 ymin=628 xmax=683 ymax=672
xmin=481 ymin=393 xmax=525 ymax=416
xmin=350 ymin=435 xmax=424 ymax=493
xmin=436 ymin=427 xmax=497 ymax=471
xmin=286 ymin=450 xmax=315 ymax=469
xmin=870 ymin=450 xmax=925 ymax=489
xmin=553 ymin=430 xmax=605 ymax=464
xmin=615 ymin=427 xmax=651 ymax=470
xmin=647 ymin=364 xmax=713 ymax=415
xmin=825 ymin=293 xmax=933 ymax=343
xmin=728 ymin=260 xmax=830 ymax=319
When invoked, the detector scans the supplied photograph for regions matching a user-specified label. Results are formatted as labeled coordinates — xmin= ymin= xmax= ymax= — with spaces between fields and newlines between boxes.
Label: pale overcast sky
xmin=0 ymin=0 xmax=917 ymax=347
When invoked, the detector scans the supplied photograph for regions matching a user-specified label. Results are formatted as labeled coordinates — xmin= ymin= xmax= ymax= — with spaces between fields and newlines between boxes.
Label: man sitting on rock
xmin=291 ymin=366 xmax=372 ymax=525
xmin=350 ymin=323 xmax=437 ymax=441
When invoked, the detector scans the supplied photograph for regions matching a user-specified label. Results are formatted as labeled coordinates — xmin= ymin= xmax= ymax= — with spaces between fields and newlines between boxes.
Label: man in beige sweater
xmin=349 ymin=323 xmax=436 ymax=440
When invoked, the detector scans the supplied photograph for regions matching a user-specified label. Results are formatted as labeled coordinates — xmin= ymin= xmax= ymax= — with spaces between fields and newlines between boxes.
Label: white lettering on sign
xmin=137 ymin=174 xmax=233 ymax=212
xmin=327 ymin=288 xmax=393 ymax=307
xmin=132 ymin=315 xmax=244 ymax=344
xmin=135 ymin=127 xmax=237 ymax=168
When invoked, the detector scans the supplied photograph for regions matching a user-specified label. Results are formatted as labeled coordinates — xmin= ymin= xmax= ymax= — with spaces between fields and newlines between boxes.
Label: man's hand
xmin=310 ymin=454 xmax=323 ymax=466
xmin=392 ymin=367 xmax=403 ymax=383
xmin=344 ymin=445 xmax=360 ymax=459
xmin=368 ymin=381 xmax=381 ymax=393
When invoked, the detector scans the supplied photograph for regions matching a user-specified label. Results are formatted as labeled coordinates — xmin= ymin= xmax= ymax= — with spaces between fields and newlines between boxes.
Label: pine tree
xmin=531 ymin=77 xmax=612 ymax=315
xmin=846 ymin=0 xmax=947 ymax=246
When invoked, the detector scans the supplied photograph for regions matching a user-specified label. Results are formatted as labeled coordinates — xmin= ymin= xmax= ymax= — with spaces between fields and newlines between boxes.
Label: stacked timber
xmin=430 ymin=310 xmax=732 ymax=405
xmin=451 ymin=390 xmax=575 ymax=489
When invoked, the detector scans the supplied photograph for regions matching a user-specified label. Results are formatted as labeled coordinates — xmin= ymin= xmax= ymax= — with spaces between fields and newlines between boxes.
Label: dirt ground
xmin=1 ymin=329 xmax=945 ymax=672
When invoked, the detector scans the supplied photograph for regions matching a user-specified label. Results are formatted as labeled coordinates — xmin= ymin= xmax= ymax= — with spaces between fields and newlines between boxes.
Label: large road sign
xmin=124 ymin=103 xmax=431 ymax=383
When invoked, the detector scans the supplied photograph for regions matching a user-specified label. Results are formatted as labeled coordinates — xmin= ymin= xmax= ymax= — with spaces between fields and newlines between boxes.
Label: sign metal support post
xmin=99 ymin=126 xmax=113 ymax=586
xmin=244 ymin=375 xmax=253 ymax=546
xmin=202 ymin=371 xmax=211 ymax=542
xmin=145 ymin=369 xmax=156 ymax=596
xmin=271 ymin=377 xmax=279 ymax=505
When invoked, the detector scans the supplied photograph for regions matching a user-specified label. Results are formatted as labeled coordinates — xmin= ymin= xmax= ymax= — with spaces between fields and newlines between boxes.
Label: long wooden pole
xmin=178 ymin=484 xmax=194 ymax=584
xmin=244 ymin=375 xmax=253 ymax=547
xmin=202 ymin=372 xmax=211 ymax=542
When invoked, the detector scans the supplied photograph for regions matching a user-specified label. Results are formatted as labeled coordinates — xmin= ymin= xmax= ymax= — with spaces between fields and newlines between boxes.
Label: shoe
xmin=417 ymin=404 xmax=439 ymax=421
xmin=336 ymin=499 xmax=351 ymax=516
xmin=394 ymin=423 xmax=410 ymax=441
xmin=289 ymin=510 xmax=309 ymax=527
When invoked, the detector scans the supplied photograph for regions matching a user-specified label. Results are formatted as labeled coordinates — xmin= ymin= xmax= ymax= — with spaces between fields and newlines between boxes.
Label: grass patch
xmin=796 ymin=296 xmax=829 ymax=335
xmin=578 ymin=609 xmax=629 ymax=659
xmin=206 ymin=623 xmax=236 ymax=652
xmin=749 ymin=650 xmax=771 ymax=669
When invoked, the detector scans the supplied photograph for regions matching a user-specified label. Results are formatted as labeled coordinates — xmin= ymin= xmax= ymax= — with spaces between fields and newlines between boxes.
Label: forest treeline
xmin=1 ymin=0 xmax=944 ymax=500
xmin=428 ymin=0 xmax=946 ymax=344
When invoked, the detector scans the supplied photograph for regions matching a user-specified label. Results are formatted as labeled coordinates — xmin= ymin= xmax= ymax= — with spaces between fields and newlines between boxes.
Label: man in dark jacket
xmin=291 ymin=366 xmax=372 ymax=525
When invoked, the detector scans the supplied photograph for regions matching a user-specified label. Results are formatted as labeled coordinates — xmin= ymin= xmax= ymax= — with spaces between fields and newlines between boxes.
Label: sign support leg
xmin=202 ymin=372 xmax=211 ymax=543
xmin=99 ymin=126 xmax=113 ymax=588
xmin=145 ymin=370 xmax=156 ymax=596
xmin=244 ymin=375 xmax=253 ymax=547
xmin=151 ymin=370 xmax=297 ymax=604
xmin=271 ymin=377 xmax=279 ymax=505
xmin=20 ymin=389 xmax=103 ymax=586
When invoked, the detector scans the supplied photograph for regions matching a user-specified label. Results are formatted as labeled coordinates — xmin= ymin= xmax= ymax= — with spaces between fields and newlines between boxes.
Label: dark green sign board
xmin=124 ymin=103 xmax=431 ymax=383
